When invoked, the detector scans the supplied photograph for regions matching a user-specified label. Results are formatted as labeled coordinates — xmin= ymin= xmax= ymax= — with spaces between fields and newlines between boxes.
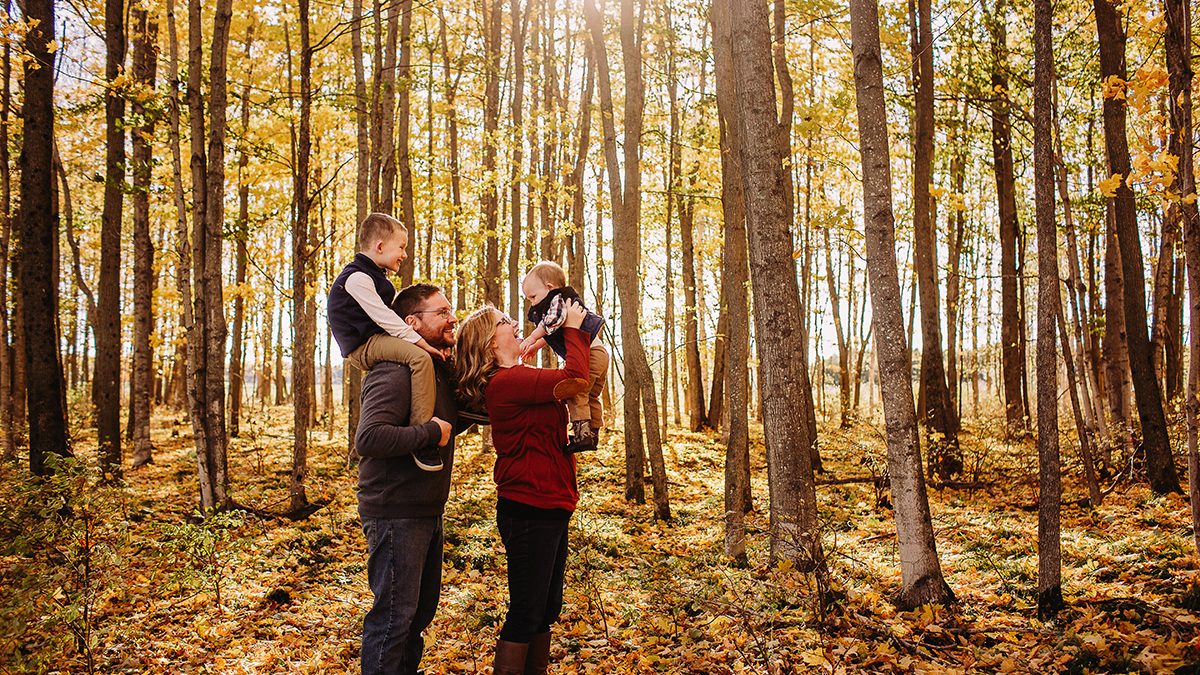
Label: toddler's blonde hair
xmin=525 ymin=260 xmax=567 ymax=289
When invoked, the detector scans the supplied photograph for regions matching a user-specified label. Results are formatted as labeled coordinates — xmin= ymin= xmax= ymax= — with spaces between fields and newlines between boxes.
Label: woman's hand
xmin=562 ymin=299 xmax=587 ymax=330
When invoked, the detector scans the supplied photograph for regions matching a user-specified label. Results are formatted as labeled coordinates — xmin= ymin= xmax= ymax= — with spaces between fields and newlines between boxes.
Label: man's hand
xmin=432 ymin=417 xmax=452 ymax=447
xmin=563 ymin=299 xmax=587 ymax=330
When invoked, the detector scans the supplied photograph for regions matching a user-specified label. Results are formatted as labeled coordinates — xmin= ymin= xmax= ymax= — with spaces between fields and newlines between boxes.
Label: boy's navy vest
xmin=527 ymin=286 xmax=605 ymax=359
xmin=328 ymin=253 xmax=398 ymax=357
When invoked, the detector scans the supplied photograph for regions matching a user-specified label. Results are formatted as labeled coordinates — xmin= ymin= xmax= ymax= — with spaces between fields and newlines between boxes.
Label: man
xmin=355 ymin=283 xmax=470 ymax=675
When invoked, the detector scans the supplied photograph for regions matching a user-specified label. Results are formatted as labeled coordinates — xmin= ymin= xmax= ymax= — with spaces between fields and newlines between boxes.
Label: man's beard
xmin=424 ymin=330 xmax=455 ymax=351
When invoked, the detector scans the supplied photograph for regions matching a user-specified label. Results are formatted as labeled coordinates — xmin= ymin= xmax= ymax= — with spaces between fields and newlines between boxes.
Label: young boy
xmin=519 ymin=261 xmax=609 ymax=453
xmin=328 ymin=212 xmax=446 ymax=471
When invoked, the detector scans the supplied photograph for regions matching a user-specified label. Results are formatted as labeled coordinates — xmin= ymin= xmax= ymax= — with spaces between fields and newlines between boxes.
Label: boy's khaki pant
xmin=348 ymin=334 xmax=436 ymax=425
xmin=569 ymin=345 xmax=609 ymax=430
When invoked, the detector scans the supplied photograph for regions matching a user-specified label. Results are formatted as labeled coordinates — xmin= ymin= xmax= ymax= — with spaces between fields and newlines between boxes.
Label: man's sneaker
xmin=412 ymin=446 xmax=444 ymax=472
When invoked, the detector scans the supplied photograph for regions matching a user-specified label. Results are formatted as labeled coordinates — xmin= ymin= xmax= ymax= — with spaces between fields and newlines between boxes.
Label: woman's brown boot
xmin=493 ymin=640 xmax=529 ymax=675
xmin=523 ymin=632 xmax=551 ymax=674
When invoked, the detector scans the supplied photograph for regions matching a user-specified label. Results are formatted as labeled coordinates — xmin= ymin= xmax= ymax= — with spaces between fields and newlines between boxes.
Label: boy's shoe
xmin=566 ymin=420 xmax=597 ymax=454
xmin=412 ymin=445 xmax=444 ymax=472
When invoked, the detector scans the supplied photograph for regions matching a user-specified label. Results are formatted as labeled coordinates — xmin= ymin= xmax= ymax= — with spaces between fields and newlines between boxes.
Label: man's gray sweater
xmin=355 ymin=359 xmax=465 ymax=520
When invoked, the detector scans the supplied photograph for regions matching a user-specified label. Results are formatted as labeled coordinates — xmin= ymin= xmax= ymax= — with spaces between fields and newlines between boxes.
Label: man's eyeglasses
xmin=411 ymin=307 xmax=454 ymax=319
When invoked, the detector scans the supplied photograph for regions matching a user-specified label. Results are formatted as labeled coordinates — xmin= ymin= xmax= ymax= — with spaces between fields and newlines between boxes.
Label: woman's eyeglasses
xmin=495 ymin=314 xmax=517 ymax=329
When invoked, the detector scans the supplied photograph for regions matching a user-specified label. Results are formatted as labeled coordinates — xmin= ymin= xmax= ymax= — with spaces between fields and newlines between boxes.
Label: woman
xmin=455 ymin=300 xmax=591 ymax=675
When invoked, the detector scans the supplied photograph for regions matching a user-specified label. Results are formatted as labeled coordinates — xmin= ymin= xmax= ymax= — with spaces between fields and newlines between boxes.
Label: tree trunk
xmin=848 ymin=0 xmax=954 ymax=608
xmin=20 ymin=0 xmax=70 ymax=475
xmin=1095 ymin=0 xmax=1181 ymax=494
xmin=1163 ymin=0 xmax=1200 ymax=551
xmin=0 ymin=0 xmax=13 ymax=458
xmin=229 ymin=25 xmax=253 ymax=441
xmin=711 ymin=0 xmax=751 ymax=561
xmin=681 ymin=176 xmax=708 ymax=431
xmin=130 ymin=8 xmax=159 ymax=468
xmin=397 ymin=0 xmax=416 ymax=286
xmin=166 ymin=0 xmax=192 ymax=414
xmin=824 ymin=228 xmax=852 ymax=428
xmin=1103 ymin=211 xmax=1133 ymax=450
xmin=188 ymin=0 xmax=234 ymax=511
xmin=507 ymin=0 xmax=531 ymax=318
xmin=481 ymin=0 xmax=502 ymax=305
xmin=986 ymin=0 xmax=1029 ymax=438
xmin=96 ymin=0 xmax=126 ymax=479
xmin=1053 ymin=80 xmax=1108 ymax=449
xmin=722 ymin=0 xmax=826 ymax=577
xmin=1150 ymin=212 xmax=1176 ymax=394
xmin=567 ymin=42 xmax=594 ymax=292
xmin=586 ymin=0 xmax=670 ymax=520
xmin=349 ymin=0 xmax=371 ymax=460
xmin=289 ymin=0 xmax=314 ymax=513
xmin=1058 ymin=306 xmax=1103 ymax=506
xmin=910 ymin=0 xmax=960 ymax=479
xmin=1032 ymin=0 xmax=1063 ymax=618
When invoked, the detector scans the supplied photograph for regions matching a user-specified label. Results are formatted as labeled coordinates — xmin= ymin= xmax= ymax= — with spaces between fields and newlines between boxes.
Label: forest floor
xmin=3 ymin=406 xmax=1200 ymax=674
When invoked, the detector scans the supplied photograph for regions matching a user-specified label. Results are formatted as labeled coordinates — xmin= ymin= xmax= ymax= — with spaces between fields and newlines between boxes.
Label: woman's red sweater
xmin=485 ymin=327 xmax=591 ymax=511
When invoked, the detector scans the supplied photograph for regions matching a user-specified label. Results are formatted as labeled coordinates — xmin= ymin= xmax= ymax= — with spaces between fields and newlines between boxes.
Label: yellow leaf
xmin=1185 ymin=193 xmax=1198 ymax=204
xmin=1102 ymin=74 xmax=1127 ymax=100
xmin=1098 ymin=173 xmax=1123 ymax=197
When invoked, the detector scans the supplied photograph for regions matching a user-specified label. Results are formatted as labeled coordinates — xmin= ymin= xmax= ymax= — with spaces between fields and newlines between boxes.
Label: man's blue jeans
xmin=361 ymin=516 xmax=443 ymax=675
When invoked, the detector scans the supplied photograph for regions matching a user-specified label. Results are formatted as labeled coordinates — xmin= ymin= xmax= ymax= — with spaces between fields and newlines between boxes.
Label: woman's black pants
xmin=496 ymin=511 xmax=571 ymax=643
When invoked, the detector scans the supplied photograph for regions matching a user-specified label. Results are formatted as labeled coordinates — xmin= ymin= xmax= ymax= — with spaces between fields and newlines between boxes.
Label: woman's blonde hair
xmin=454 ymin=306 xmax=501 ymax=410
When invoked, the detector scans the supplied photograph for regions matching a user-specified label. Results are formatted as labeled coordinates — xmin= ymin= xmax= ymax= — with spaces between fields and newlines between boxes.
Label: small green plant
xmin=157 ymin=509 xmax=246 ymax=611
xmin=0 ymin=455 xmax=129 ymax=674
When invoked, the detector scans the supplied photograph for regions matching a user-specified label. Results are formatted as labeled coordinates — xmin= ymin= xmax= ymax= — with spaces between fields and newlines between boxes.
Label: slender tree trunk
xmin=166 ymin=0 xmax=192 ymax=414
xmin=946 ymin=127 xmax=965 ymax=414
xmin=21 ymin=0 xmax=70 ymax=475
xmin=1059 ymin=306 xmax=1103 ymax=505
xmin=712 ymin=0 xmax=752 ymax=561
xmin=481 ymin=0 xmax=502 ymax=305
xmin=1095 ymin=0 xmax=1181 ymax=494
xmin=849 ymin=0 xmax=954 ymax=607
xmin=986 ymin=0 xmax=1028 ymax=438
xmin=722 ymin=0 xmax=826 ymax=576
xmin=0 ymin=0 xmax=13 ymax=458
xmin=188 ymin=0 xmax=234 ymax=510
xmin=824 ymin=229 xmax=852 ymax=428
xmin=397 ymin=0 xmax=416 ymax=285
xmin=436 ymin=5 xmax=467 ymax=308
xmin=130 ymin=8 xmax=160 ymax=468
xmin=96 ymin=0 xmax=127 ymax=479
xmin=1032 ymin=0 xmax=1063 ymax=617
xmin=1150 ymin=207 xmax=1176 ymax=392
xmin=910 ymin=0 xmax=959 ymax=478
xmin=586 ymin=0 xmax=670 ymax=520
xmin=508 ymin=0 xmax=530 ymax=318
xmin=680 ymin=141 xmax=708 ymax=430
xmin=290 ymin=0 xmax=314 ymax=513
xmin=567 ymin=43 xmax=594 ymax=292
xmin=1053 ymin=81 xmax=1108 ymax=447
xmin=348 ymin=0 xmax=371 ymax=460
xmin=229 ymin=25 xmax=253 ymax=441
xmin=769 ymin=0 xmax=820 ymax=473
xmin=1163 ymin=0 xmax=1200 ymax=550
xmin=1103 ymin=210 xmax=1133 ymax=451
